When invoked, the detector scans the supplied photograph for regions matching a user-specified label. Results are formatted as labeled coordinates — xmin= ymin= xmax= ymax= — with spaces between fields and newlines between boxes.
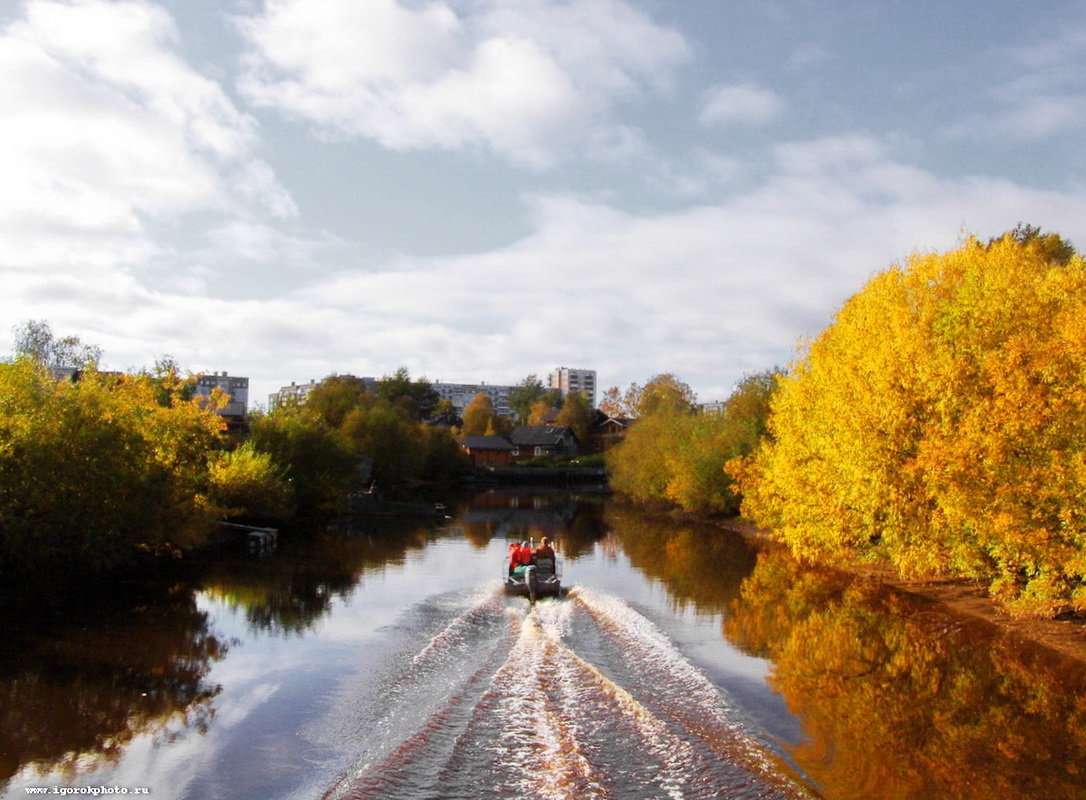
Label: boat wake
xmin=319 ymin=585 xmax=813 ymax=800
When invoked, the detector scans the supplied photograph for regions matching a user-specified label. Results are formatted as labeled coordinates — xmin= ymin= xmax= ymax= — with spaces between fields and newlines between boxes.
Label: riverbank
xmin=709 ymin=515 xmax=1086 ymax=665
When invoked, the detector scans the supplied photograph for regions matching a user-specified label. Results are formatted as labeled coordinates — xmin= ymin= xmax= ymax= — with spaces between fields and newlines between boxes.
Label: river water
xmin=2 ymin=490 xmax=1085 ymax=800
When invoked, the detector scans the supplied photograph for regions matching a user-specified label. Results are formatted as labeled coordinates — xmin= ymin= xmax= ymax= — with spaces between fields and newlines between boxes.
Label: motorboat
xmin=504 ymin=555 xmax=563 ymax=602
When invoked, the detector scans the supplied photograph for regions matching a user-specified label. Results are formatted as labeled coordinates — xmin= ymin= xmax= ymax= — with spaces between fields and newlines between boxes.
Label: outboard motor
xmin=524 ymin=565 xmax=538 ymax=604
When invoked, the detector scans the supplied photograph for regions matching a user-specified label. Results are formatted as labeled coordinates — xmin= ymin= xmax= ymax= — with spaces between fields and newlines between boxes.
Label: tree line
xmin=0 ymin=325 xmax=603 ymax=579
xmin=607 ymin=227 xmax=1086 ymax=618
xmin=0 ymin=328 xmax=468 ymax=577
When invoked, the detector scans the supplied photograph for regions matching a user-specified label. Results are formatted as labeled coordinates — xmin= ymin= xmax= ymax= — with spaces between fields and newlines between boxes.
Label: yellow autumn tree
xmin=0 ymin=360 xmax=225 ymax=574
xmin=460 ymin=392 xmax=496 ymax=435
xmin=732 ymin=228 xmax=1086 ymax=616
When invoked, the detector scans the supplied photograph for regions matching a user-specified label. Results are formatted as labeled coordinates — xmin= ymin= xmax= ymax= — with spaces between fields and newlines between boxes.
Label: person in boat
xmin=534 ymin=536 xmax=555 ymax=561
xmin=509 ymin=540 xmax=533 ymax=575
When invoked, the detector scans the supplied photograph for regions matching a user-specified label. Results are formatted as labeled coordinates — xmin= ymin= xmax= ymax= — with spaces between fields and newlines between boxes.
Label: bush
xmin=207 ymin=443 xmax=291 ymax=520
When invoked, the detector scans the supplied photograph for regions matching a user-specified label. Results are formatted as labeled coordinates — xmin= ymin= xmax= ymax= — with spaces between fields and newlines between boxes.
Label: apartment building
xmin=433 ymin=381 xmax=515 ymax=416
xmin=548 ymin=367 xmax=597 ymax=408
xmin=195 ymin=371 xmax=249 ymax=418
xmin=268 ymin=374 xmax=377 ymax=410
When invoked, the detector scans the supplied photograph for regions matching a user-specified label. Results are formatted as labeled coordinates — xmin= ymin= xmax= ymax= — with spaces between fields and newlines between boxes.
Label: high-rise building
xmin=195 ymin=371 xmax=249 ymax=417
xmin=268 ymin=378 xmax=319 ymax=409
xmin=548 ymin=367 xmax=596 ymax=408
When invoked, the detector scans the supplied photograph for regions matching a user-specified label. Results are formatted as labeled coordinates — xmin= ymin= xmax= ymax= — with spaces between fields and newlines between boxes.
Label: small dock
xmin=218 ymin=521 xmax=279 ymax=551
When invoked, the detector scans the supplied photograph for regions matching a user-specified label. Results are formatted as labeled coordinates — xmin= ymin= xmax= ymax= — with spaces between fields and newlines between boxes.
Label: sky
xmin=3 ymin=0 xmax=1086 ymax=409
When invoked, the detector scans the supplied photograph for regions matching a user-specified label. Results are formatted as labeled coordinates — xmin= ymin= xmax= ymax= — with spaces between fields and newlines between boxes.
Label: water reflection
xmin=4 ymin=496 xmax=1085 ymax=800
xmin=605 ymin=504 xmax=757 ymax=612
xmin=0 ymin=581 xmax=223 ymax=789
xmin=724 ymin=549 xmax=1086 ymax=800
xmin=454 ymin=489 xmax=606 ymax=558
xmin=597 ymin=505 xmax=1086 ymax=799
xmin=0 ymin=520 xmax=441 ymax=789
xmin=199 ymin=523 xmax=434 ymax=635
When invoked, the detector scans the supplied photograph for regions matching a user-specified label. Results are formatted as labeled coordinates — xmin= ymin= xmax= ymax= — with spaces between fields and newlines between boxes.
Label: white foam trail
xmin=573 ymin=589 xmax=786 ymax=783
xmin=324 ymin=589 xmax=811 ymax=800
xmin=324 ymin=606 xmax=522 ymax=800
xmin=480 ymin=603 xmax=700 ymax=800
xmin=407 ymin=582 xmax=505 ymax=672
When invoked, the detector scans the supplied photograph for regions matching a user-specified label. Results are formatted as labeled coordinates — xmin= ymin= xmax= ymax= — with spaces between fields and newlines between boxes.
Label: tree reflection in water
xmin=454 ymin=489 xmax=607 ymax=560
xmin=605 ymin=504 xmax=756 ymax=612
xmin=603 ymin=506 xmax=1086 ymax=799
xmin=199 ymin=522 xmax=435 ymax=635
xmin=0 ymin=581 xmax=224 ymax=789
xmin=0 ymin=519 xmax=442 ymax=788
xmin=725 ymin=549 xmax=1086 ymax=800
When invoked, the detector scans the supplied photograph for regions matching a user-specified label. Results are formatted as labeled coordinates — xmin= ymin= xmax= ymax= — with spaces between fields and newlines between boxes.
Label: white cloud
xmin=5 ymin=129 xmax=1085 ymax=407
xmin=699 ymin=83 xmax=785 ymax=127
xmin=236 ymin=0 xmax=690 ymax=167
xmin=3 ymin=2 xmax=1083 ymax=413
xmin=249 ymin=138 xmax=1086 ymax=401
xmin=949 ymin=26 xmax=1086 ymax=142
xmin=0 ymin=0 xmax=293 ymax=272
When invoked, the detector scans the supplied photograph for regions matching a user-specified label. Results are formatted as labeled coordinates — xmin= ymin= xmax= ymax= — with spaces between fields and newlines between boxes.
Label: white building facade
xmin=433 ymin=381 xmax=515 ymax=416
xmin=268 ymin=379 xmax=320 ymax=410
xmin=548 ymin=367 xmax=597 ymax=408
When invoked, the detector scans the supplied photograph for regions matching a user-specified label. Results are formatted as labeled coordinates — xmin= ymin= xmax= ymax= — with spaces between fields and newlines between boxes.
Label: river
xmin=2 ymin=490 xmax=1085 ymax=799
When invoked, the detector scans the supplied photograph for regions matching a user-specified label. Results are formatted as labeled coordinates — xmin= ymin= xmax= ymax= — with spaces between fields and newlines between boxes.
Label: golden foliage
xmin=0 ymin=360 xmax=225 ymax=572
xmin=734 ymin=231 xmax=1086 ymax=615
xmin=460 ymin=391 xmax=497 ymax=435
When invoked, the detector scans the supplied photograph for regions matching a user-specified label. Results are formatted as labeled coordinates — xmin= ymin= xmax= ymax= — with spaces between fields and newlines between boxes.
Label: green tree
xmin=207 ymin=442 xmax=291 ymax=520
xmin=429 ymin=398 xmax=461 ymax=427
xmin=247 ymin=407 xmax=359 ymax=513
xmin=608 ymin=370 xmax=781 ymax=514
xmin=0 ymin=361 xmax=224 ymax=575
xmin=339 ymin=400 xmax=422 ymax=488
xmin=635 ymin=374 xmax=697 ymax=417
xmin=375 ymin=367 xmax=439 ymax=420
xmin=555 ymin=390 xmax=593 ymax=445
xmin=719 ymin=369 xmax=782 ymax=454
xmin=306 ymin=375 xmax=370 ymax=429
xmin=148 ymin=355 xmax=197 ymax=405
xmin=508 ymin=374 xmax=560 ymax=423
xmin=417 ymin=424 xmax=471 ymax=484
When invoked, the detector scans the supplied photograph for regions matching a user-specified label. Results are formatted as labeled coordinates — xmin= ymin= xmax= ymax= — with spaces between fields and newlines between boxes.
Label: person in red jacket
xmin=509 ymin=541 xmax=533 ymax=574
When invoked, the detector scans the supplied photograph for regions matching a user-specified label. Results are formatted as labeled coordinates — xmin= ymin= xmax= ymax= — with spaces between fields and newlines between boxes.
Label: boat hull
xmin=503 ymin=576 xmax=563 ymax=598
xmin=503 ymin=563 xmax=562 ymax=601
